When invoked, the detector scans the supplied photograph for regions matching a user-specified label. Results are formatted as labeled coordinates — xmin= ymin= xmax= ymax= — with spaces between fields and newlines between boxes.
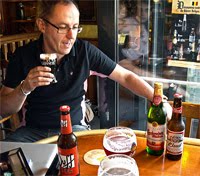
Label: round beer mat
xmin=83 ymin=149 xmax=106 ymax=166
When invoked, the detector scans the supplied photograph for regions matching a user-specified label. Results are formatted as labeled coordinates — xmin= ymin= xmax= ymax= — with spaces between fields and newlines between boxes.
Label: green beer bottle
xmin=146 ymin=82 xmax=167 ymax=156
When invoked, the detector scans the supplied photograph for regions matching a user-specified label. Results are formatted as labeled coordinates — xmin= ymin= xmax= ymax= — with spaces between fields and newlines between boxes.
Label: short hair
xmin=37 ymin=0 xmax=79 ymax=19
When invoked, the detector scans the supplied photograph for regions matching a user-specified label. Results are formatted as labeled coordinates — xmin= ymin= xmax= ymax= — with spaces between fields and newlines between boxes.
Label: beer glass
xmin=40 ymin=53 xmax=57 ymax=83
xmin=98 ymin=154 xmax=139 ymax=176
xmin=103 ymin=127 xmax=137 ymax=157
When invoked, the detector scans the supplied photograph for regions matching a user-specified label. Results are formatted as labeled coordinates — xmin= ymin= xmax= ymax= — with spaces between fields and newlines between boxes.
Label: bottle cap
xmin=174 ymin=93 xmax=183 ymax=99
xmin=60 ymin=105 xmax=70 ymax=112
xmin=154 ymin=82 xmax=163 ymax=88
xmin=154 ymin=82 xmax=163 ymax=94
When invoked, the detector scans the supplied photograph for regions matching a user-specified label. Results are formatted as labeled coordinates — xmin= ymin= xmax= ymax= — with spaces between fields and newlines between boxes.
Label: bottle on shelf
xmin=146 ymin=82 xmax=167 ymax=156
xmin=196 ymin=39 xmax=200 ymax=62
xmin=190 ymin=41 xmax=197 ymax=62
xmin=166 ymin=93 xmax=185 ymax=161
xmin=16 ymin=2 xmax=25 ymax=20
xmin=179 ymin=44 xmax=184 ymax=60
xmin=57 ymin=105 xmax=80 ymax=176
xmin=172 ymin=29 xmax=179 ymax=60
xmin=182 ymin=14 xmax=187 ymax=32
xmin=188 ymin=27 xmax=196 ymax=51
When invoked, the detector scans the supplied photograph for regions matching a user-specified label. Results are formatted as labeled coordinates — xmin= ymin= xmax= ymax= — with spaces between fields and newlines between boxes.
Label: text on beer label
xmin=173 ymin=106 xmax=182 ymax=114
xmin=147 ymin=122 xmax=165 ymax=150
xmin=58 ymin=146 xmax=79 ymax=175
xmin=153 ymin=95 xmax=162 ymax=106
xmin=166 ymin=129 xmax=184 ymax=155
xmin=61 ymin=119 xmax=68 ymax=127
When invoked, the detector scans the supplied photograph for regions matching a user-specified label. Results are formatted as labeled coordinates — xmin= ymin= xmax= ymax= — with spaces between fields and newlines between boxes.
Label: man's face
xmin=140 ymin=3 xmax=149 ymax=23
xmin=136 ymin=3 xmax=149 ymax=23
xmin=43 ymin=3 xmax=80 ymax=56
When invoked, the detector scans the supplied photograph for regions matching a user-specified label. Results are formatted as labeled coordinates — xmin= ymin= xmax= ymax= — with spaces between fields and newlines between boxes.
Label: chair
xmin=168 ymin=101 xmax=200 ymax=138
xmin=0 ymin=32 xmax=40 ymax=140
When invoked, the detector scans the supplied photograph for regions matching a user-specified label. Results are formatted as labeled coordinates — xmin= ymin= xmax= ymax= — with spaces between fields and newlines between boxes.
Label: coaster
xmin=83 ymin=149 xmax=106 ymax=166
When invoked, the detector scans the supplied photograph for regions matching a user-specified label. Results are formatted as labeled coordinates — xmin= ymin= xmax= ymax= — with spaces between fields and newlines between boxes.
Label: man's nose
xmin=65 ymin=29 xmax=74 ymax=39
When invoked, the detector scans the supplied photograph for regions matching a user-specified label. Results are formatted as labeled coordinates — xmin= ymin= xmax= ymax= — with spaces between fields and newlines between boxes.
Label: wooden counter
xmin=168 ymin=60 xmax=200 ymax=69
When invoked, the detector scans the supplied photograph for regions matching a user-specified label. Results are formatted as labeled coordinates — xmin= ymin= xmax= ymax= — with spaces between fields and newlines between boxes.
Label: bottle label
xmin=58 ymin=146 xmax=79 ymax=175
xmin=147 ymin=122 xmax=165 ymax=151
xmin=153 ymin=95 xmax=162 ymax=106
xmin=166 ymin=129 xmax=184 ymax=155
xmin=61 ymin=115 xmax=72 ymax=134
xmin=173 ymin=106 xmax=182 ymax=114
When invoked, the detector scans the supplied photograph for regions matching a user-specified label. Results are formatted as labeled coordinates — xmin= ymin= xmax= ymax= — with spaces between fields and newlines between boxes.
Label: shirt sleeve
xmin=86 ymin=41 xmax=116 ymax=76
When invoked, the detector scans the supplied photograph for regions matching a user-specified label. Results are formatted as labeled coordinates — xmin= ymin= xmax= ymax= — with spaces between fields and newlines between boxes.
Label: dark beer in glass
xmin=40 ymin=53 xmax=57 ymax=83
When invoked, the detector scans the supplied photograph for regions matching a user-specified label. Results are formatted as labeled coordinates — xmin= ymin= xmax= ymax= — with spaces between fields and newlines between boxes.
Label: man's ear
xmin=36 ymin=18 xmax=45 ymax=33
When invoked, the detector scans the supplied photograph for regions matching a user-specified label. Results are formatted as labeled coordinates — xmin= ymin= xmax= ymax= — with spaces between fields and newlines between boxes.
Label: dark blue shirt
xmin=4 ymin=35 xmax=116 ymax=128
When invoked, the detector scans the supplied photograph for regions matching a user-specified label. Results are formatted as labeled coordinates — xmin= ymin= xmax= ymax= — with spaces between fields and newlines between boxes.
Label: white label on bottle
xmin=166 ymin=129 xmax=184 ymax=155
xmin=147 ymin=122 xmax=165 ymax=150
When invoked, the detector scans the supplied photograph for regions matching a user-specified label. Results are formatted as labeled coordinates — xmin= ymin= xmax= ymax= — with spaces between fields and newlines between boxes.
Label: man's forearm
xmin=109 ymin=64 xmax=154 ymax=101
xmin=125 ymin=73 xmax=154 ymax=101
xmin=0 ymin=84 xmax=27 ymax=117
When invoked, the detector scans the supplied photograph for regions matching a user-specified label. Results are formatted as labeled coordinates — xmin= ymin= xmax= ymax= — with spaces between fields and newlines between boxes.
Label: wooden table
xmin=36 ymin=129 xmax=200 ymax=176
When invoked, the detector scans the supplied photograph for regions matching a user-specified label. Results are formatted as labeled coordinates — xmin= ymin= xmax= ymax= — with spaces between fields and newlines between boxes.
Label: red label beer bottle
xmin=146 ymin=82 xmax=167 ymax=156
xmin=166 ymin=93 xmax=185 ymax=160
xmin=57 ymin=105 xmax=80 ymax=176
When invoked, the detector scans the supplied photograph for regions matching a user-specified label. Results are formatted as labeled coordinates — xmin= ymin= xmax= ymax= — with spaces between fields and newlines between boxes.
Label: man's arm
xmin=0 ymin=66 xmax=54 ymax=117
xmin=0 ymin=85 xmax=27 ymax=117
xmin=108 ymin=64 xmax=154 ymax=101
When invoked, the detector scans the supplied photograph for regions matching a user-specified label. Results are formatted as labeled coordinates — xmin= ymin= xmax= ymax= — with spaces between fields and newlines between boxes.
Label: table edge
xmin=34 ymin=129 xmax=200 ymax=146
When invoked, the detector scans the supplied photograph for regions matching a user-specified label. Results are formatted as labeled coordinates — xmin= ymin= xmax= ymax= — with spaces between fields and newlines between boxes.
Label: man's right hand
xmin=22 ymin=66 xmax=54 ymax=93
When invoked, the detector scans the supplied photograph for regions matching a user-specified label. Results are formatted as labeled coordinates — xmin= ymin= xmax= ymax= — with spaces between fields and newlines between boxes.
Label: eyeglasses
xmin=42 ymin=18 xmax=82 ymax=34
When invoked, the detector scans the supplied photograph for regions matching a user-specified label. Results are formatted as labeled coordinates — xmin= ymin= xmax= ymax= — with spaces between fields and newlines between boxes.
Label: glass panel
xmin=97 ymin=0 xmax=118 ymax=128
xmin=97 ymin=0 xmax=199 ymax=138
xmin=117 ymin=0 xmax=200 ymax=137
xmin=118 ymin=0 xmax=151 ymax=130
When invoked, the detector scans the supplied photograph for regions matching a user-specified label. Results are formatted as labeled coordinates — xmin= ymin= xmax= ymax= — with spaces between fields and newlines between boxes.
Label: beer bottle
xmin=146 ymin=82 xmax=167 ymax=156
xmin=188 ymin=28 xmax=195 ymax=51
xmin=166 ymin=93 xmax=185 ymax=160
xmin=172 ymin=29 xmax=179 ymax=60
xmin=181 ymin=14 xmax=187 ymax=32
xmin=57 ymin=105 xmax=80 ymax=176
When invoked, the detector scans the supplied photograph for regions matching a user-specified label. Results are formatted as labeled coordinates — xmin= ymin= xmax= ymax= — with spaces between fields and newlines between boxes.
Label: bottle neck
xmin=60 ymin=113 xmax=72 ymax=135
xmin=172 ymin=102 xmax=182 ymax=120
xmin=172 ymin=98 xmax=183 ymax=120
xmin=153 ymin=88 xmax=163 ymax=106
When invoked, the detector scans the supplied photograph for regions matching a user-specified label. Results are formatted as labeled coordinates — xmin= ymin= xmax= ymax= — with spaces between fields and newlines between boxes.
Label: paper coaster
xmin=83 ymin=149 xmax=106 ymax=166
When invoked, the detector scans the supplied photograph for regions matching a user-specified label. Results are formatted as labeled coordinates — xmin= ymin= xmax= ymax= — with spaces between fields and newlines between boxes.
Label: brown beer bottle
xmin=57 ymin=105 xmax=80 ymax=176
xmin=166 ymin=93 xmax=185 ymax=160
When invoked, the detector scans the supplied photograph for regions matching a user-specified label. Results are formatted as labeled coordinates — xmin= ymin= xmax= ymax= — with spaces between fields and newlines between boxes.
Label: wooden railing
xmin=0 ymin=32 xmax=40 ymax=61
xmin=0 ymin=32 xmax=41 ymax=83
xmin=168 ymin=101 xmax=200 ymax=138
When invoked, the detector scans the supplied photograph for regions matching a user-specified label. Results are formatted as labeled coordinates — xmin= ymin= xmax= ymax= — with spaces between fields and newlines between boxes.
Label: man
xmin=119 ymin=0 xmax=149 ymax=62
xmin=0 ymin=0 xmax=154 ymax=142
